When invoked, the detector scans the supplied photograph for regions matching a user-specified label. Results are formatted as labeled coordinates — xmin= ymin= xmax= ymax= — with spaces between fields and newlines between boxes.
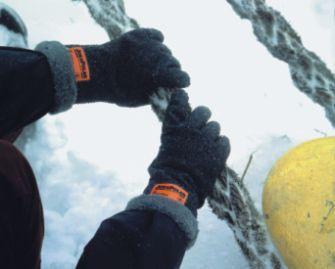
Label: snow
xmin=1 ymin=0 xmax=335 ymax=268
xmin=0 ymin=24 xmax=26 ymax=47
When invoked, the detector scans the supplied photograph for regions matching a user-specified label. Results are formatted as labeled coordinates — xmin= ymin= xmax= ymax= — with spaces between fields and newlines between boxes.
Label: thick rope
xmin=225 ymin=0 xmax=335 ymax=127
xmin=75 ymin=0 xmax=297 ymax=268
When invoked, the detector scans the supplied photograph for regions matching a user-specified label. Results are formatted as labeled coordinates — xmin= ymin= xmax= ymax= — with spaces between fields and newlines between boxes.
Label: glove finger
xmin=217 ymin=135 xmax=231 ymax=161
xmin=158 ymin=43 xmax=172 ymax=56
xmin=164 ymin=90 xmax=191 ymax=126
xmin=128 ymin=28 xmax=164 ymax=42
xmin=145 ymin=29 xmax=165 ymax=42
xmin=189 ymin=106 xmax=212 ymax=128
xmin=154 ymin=66 xmax=190 ymax=89
xmin=203 ymin=121 xmax=221 ymax=139
xmin=152 ymin=50 xmax=190 ymax=88
xmin=155 ymin=52 xmax=181 ymax=69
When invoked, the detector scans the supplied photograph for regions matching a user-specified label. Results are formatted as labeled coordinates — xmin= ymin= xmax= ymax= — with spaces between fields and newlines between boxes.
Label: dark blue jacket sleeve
xmin=0 ymin=46 xmax=54 ymax=137
xmin=76 ymin=209 xmax=188 ymax=269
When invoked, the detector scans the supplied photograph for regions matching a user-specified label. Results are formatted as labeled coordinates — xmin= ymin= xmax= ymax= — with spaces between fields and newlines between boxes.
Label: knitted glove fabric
xmin=145 ymin=90 xmax=231 ymax=214
xmin=36 ymin=28 xmax=190 ymax=112
xmin=74 ymin=28 xmax=190 ymax=107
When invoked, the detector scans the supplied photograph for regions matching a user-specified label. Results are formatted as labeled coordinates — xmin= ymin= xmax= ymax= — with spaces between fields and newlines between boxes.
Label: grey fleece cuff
xmin=126 ymin=195 xmax=199 ymax=249
xmin=35 ymin=41 xmax=78 ymax=114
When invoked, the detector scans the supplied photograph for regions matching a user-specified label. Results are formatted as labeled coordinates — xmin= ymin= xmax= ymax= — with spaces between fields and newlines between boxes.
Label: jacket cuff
xmin=126 ymin=194 xmax=199 ymax=249
xmin=35 ymin=41 xmax=78 ymax=114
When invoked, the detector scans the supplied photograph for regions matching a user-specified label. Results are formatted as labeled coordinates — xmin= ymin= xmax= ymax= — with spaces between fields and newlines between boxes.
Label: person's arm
xmin=0 ymin=29 xmax=190 ymax=138
xmin=76 ymin=90 xmax=231 ymax=269
xmin=76 ymin=210 xmax=189 ymax=269
xmin=0 ymin=47 xmax=55 ymax=137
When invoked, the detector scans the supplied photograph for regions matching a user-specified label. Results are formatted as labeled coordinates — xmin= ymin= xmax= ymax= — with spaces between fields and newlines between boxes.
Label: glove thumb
xmin=164 ymin=90 xmax=191 ymax=127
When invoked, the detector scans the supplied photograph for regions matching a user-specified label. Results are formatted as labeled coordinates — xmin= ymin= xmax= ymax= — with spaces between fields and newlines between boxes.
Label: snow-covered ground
xmin=2 ymin=0 xmax=335 ymax=268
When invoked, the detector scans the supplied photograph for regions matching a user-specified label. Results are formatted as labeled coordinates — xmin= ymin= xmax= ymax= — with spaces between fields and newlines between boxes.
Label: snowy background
xmin=2 ymin=0 xmax=335 ymax=268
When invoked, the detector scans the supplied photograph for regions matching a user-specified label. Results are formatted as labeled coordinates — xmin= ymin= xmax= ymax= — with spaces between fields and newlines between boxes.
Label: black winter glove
xmin=144 ymin=90 xmax=231 ymax=214
xmin=73 ymin=28 xmax=190 ymax=107
xmin=36 ymin=28 xmax=190 ymax=113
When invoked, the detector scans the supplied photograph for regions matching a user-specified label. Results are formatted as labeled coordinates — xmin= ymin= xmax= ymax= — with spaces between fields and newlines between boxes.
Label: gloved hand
xmin=144 ymin=90 xmax=231 ymax=214
xmin=36 ymin=28 xmax=190 ymax=113
xmin=74 ymin=28 xmax=190 ymax=106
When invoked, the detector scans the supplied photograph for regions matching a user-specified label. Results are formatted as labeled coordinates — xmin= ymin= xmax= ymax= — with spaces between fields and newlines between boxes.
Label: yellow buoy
xmin=263 ymin=137 xmax=335 ymax=269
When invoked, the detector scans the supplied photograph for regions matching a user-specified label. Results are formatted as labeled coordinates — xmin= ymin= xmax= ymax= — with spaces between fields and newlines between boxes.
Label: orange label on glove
xmin=150 ymin=183 xmax=188 ymax=205
xmin=69 ymin=47 xmax=90 ymax=82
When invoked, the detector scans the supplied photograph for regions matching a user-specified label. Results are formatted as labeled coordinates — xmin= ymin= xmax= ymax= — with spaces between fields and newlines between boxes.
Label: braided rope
xmin=225 ymin=0 xmax=335 ymax=126
xmin=74 ymin=0 xmax=335 ymax=267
